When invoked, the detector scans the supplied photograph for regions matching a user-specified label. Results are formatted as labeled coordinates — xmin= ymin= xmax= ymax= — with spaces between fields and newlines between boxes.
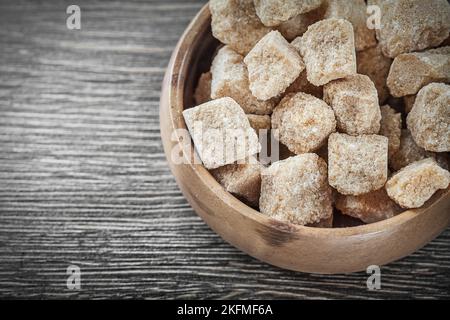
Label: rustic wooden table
xmin=0 ymin=0 xmax=449 ymax=299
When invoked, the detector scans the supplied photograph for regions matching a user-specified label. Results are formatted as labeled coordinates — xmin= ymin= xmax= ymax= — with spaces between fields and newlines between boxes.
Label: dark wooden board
xmin=0 ymin=0 xmax=449 ymax=299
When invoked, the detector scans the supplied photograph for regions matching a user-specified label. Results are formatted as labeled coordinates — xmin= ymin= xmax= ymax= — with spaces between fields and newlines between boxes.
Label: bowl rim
xmin=163 ymin=3 xmax=450 ymax=240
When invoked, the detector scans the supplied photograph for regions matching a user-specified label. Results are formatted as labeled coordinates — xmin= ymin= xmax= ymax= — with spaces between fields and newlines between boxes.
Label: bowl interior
xmin=177 ymin=6 xmax=449 ymax=233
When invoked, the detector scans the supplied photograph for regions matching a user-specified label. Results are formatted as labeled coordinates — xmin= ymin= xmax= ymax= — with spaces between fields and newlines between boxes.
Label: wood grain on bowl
xmin=160 ymin=4 xmax=450 ymax=274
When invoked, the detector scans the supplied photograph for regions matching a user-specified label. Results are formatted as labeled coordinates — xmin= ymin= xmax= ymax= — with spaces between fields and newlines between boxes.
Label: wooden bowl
xmin=159 ymin=4 xmax=450 ymax=274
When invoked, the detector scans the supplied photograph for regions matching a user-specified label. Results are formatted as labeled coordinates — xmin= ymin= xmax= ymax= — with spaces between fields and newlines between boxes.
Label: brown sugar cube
xmin=244 ymin=31 xmax=305 ymax=101
xmin=373 ymin=0 xmax=450 ymax=58
xmin=284 ymin=72 xmax=323 ymax=98
xmin=323 ymin=0 xmax=376 ymax=51
xmin=194 ymin=72 xmax=212 ymax=105
xmin=247 ymin=114 xmax=271 ymax=131
xmin=183 ymin=97 xmax=260 ymax=169
xmin=336 ymin=188 xmax=402 ymax=224
xmin=442 ymin=34 xmax=450 ymax=47
xmin=299 ymin=18 xmax=357 ymax=86
xmin=407 ymin=83 xmax=450 ymax=152
xmin=210 ymin=157 xmax=263 ymax=207
xmin=328 ymin=133 xmax=388 ymax=195
xmin=307 ymin=214 xmax=333 ymax=228
xmin=260 ymin=154 xmax=333 ymax=226
xmin=386 ymin=158 xmax=450 ymax=208
xmin=403 ymin=95 xmax=416 ymax=114
xmin=278 ymin=142 xmax=296 ymax=161
xmin=210 ymin=0 xmax=271 ymax=56
xmin=390 ymin=130 xmax=428 ymax=171
xmin=272 ymin=93 xmax=336 ymax=154
xmin=277 ymin=4 xmax=325 ymax=41
xmin=390 ymin=129 xmax=449 ymax=172
xmin=386 ymin=47 xmax=450 ymax=97
xmin=323 ymin=74 xmax=381 ymax=135
xmin=315 ymin=143 xmax=329 ymax=165
xmin=254 ymin=0 xmax=324 ymax=27
xmin=379 ymin=105 xmax=402 ymax=158
xmin=211 ymin=46 xmax=276 ymax=115
xmin=357 ymin=45 xmax=392 ymax=104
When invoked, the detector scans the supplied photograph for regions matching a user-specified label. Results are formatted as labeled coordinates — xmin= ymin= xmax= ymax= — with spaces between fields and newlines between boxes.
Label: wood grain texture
xmin=0 ymin=0 xmax=449 ymax=299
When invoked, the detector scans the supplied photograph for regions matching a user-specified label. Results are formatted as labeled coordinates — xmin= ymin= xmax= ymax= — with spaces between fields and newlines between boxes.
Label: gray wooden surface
xmin=0 ymin=0 xmax=449 ymax=300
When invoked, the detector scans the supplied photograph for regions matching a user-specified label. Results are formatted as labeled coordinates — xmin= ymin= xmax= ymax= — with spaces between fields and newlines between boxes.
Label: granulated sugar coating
xmin=272 ymin=92 xmax=336 ymax=154
xmin=407 ymin=83 xmax=450 ymax=152
xmin=323 ymin=74 xmax=381 ymax=136
xmin=260 ymin=154 xmax=333 ymax=226
xmin=254 ymin=0 xmax=323 ymax=27
xmin=328 ymin=133 xmax=388 ymax=195
xmin=379 ymin=105 xmax=402 ymax=158
xmin=211 ymin=46 xmax=276 ymax=115
xmin=211 ymin=157 xmax=263 ymax=208
xmin=183 ymin=97 xmax=260 ymax=169
xmin=387 ymin=47 xmax=450 ymax=98
xmin=336 ymin=188 xmax=402 ymax=224
xmin=210 ymin=0 xmax=271 ymax=55
xmin=244 ymin=31 xmax=304 ymax=100
xmin=299 ymin=18 xmax=357 ymax=86
xmin=386 ymin=158 xmax=450 ymax=209
xmin=372 ymin=0 xmax=450 ymax=58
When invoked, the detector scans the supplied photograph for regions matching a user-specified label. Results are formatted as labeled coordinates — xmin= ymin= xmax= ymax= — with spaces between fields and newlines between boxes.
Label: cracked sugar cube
xmin=211 ymin=157 xmax=263 ymax=207
xmin=194 ymin=72 xmax=212 ymax=105
xmin=299 ymin=18 xmax=357 ymax=86
xmin=260 ymin=154 xmax=333 ymax=226
xmin=406 ymin=83 xmax=450 ymax=152
xmin=211 ymin=46 xmax=276 ymax=115
xmin=323 ymin=0 xmax=376 ymax=51
xmin=328 ymin=133 xmax=388 ymax=195
xmin=183 ymin=97 xmax=260 ymax=169
xmin=277 ymin=4 xmax=325 ymax=41
xmin=210 ymin=0 xmax=271 ymax=56
xmin=323 ymin=74 xmax=381 ymax=135
xmin=386 ymin=158 xmax=450 ymax=208
xmin=272 ymin=93 xmax=336 ymax=154
xmin=379 ymin=105 xmax=402 ymax=158
xmin=247 ymin=114 xmax=271 ymax=131
xmin=386 ymin=47 xmax=450 ymax=97
xmin=254 ymin=0 xmax=324 ymax=27
xmin=336 ymin=188 xmax=402 ymax=224
xmin=244 ymin=31 xmax=305 ymax=101
xmin=373 ymin=0 xmax=450 ymax=58
xmin=357 ymin=45 xmax=392 ymax=104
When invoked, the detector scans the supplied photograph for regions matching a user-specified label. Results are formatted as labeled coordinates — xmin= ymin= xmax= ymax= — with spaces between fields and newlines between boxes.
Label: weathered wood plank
xmin=0 ymin=0 xmax=449 ymax=299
